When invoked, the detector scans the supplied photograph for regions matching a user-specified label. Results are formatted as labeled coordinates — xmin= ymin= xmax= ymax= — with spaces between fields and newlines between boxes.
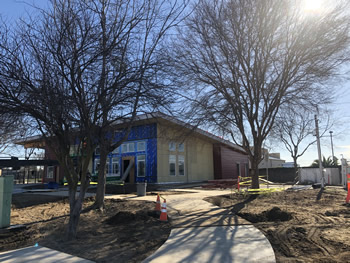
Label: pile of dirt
xmin=205 ymin=187 xmax=350 ymax=262
xmin=105 ymin=210 xmax=160 ymax=225
xmin=3 ymin=195 xmax=171 ymax=263
xmin=237 ymin=207 xmax=292 ymax=223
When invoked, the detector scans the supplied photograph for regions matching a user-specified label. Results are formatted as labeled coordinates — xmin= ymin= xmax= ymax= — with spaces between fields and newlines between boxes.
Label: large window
xmin=169 ymin=142 xmax=176 ymax=151
xmin=122 ymin=142 xmax=135 ymax=153
xmin=137 ymin=141 xmax=146 ymax=152
xmin=169 ymin=155 xmax=176 ymax=176
xmin=137 ymin=155 xmax=146 ymax=177
xmin=112 ymin=158 xmax=120 ymax=176
xmin=178 ymin=143 xmax=185 ymax=152
xmin=178 ymin=155 xmax=185 ymax=176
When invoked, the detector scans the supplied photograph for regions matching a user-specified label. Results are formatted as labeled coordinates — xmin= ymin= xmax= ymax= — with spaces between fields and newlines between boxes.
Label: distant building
xmin=258 ymin=150 xmax=285 ymax=169
xmin=282 ymin=162 xmax=297 ymax=168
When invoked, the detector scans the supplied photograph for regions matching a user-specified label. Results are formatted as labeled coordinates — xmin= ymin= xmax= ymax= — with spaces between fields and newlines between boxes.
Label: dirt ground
xmin=1 ymin=194 xmax=170 ymax=263
xmin=205 ymin=187 xmax=350 ymax=263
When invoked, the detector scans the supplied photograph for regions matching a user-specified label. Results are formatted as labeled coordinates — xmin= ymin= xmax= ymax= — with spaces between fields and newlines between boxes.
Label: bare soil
xmin=1 ymin=194 xmax=170 ymax=263
xmin=205 ymin=187 xmax=350 ymax=263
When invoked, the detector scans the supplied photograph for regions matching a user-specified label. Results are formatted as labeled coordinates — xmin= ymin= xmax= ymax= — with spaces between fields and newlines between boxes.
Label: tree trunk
xmin=66 ymin=169 xmax=90 ymax=240
xmin=94 ymin=146 xmax=108 ymax=210
xmin=293 ymin=157 xmax=299 ymax=183
xmin=251 ymin=159 xmax=260 ymax=189
xmin=67 ymin=188 xmax=83 ymax=240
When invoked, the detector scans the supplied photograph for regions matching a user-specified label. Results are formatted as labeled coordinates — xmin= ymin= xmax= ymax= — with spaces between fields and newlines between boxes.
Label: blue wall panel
xmin=94 ymin=123 xmax=158 ymax=183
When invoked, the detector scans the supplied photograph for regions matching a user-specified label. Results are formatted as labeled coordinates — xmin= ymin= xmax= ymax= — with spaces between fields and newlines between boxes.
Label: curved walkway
xmin=106 ymin=188 xmax=276 ymax=263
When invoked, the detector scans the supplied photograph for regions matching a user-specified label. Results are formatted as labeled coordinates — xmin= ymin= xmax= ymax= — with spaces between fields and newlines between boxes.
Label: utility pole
xmin=329 ymin=131 xmax=335 ymax=163
xmin=315 ymin=115 xmax=324 ymax=188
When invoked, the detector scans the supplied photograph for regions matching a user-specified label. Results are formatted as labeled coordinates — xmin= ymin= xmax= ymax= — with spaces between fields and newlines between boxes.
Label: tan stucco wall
xmin=157 ymin=123 xmax=214 ymax=183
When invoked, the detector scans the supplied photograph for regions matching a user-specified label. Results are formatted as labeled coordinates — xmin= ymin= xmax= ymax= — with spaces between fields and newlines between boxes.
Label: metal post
xmin=329 ymin=131 xmax=335 ymax=163
xmin=266 ymin=152 xmax=269 ymax=188
xmin=315 ymin=115 xmax=324 ymax=188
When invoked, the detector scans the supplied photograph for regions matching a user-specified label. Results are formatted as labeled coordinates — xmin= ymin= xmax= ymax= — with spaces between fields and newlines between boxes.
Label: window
xmin=122 ymin=144 xmax=127 ymax=153
xmin=112 ymin=146 xmax=120 ymax=154
xmin=178 ymin=155 xmax=185 ymax=176
xmin=169 ymin=155 xmax=176 ymax=176
xmin=95 ymin=146 xmax=100 ymax=155
xmin=106 ymin=157 xmax=111 ymax=174
xmin=47 ymin=166 xmax=54 ymax=178
xmin=137 ymin=141 xmax=146 ymax=151
xmin=128 ymin=143 xmax=135 ymax=152
xmin=122 ymin=143 xmax=135 ymax=153
xmin=94 ymin=159 xmax=100 ymax=174
xmin=169 ymin=142 xmax=176 ymax=151
xmin=112 ymin=158 xmax=120 ymax=176
xmin=178 ymin=143 xmax=185 ymax=152
xmin=137 ymin=155 xmax=146 ymax=177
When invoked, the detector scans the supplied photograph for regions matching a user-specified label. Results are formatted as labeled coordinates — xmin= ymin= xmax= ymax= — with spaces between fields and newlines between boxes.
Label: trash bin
xmin=136 ymin=182 xmax=147 ymax=196
xmin=0 ymin=175 xmax=14 ymax=228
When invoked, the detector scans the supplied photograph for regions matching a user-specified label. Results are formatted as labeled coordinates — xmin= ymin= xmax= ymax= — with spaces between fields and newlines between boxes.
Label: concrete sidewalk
xmin=106 ymin=188 xmax=276 ymax=262
xmin=9 ymin=187 xmax=276 ymax=262
xmin=0 ymin=245 xmax=93 ymax=263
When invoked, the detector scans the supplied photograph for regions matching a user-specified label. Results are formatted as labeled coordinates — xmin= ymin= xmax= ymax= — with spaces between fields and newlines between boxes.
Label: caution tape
xmin=244 ymin=188 xmax=284 ymax=194
xmin=158 ymin=193 xmax=166 ymax=201
xmin=63 ymin=181 xmax=98 ymax=186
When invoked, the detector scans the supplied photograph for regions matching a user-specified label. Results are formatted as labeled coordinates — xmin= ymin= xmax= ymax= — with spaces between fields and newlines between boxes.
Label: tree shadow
xmin=230 ymin=194 xmax=258 ymax=214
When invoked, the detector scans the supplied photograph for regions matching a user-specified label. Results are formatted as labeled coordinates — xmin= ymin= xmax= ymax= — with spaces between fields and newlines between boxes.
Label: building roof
xmin=15 ymin=112 xmax=247 ymax=155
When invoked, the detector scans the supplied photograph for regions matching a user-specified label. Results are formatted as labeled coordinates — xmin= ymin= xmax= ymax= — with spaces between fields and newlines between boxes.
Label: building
xmin=258 ymin=150 xmax=285 ymax=169
xmin=17 ymin=113 xmax=249 ymax=184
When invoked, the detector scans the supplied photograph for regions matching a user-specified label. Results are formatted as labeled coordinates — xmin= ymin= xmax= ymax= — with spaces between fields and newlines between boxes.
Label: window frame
xmin=178 ymin=143 xmax=185 ymax=152
xmin=112 ymin=157 xmax=120 ymax=176
xmin=137 ymin=155 xmax=146 ymax=177
xmin=94 ymin=158 xmax=100 ymax=174
xmin=169 ymin=154 xmax=176 ymax=176
xmin=169 ymin=141 xmax=176 ymax=151
xmin=122 ymin=142 xmax=135 ymax=153
xmin=47 ymin=166 xmax=54 ymax=178
xmin=137 ymin=141 xmax=146 ymax=152
xmin=178 ymin=155 xmax=185 ymax=176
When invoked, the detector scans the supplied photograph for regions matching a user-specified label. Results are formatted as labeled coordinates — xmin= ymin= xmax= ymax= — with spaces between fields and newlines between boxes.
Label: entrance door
xmin=122 ymin=157 xmax=135 ymax=183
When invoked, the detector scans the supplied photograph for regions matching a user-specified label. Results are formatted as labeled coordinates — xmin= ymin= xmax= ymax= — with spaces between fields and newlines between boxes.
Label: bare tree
xmin=0 ymin=108 xmax=32 ymax=156
xmin=271 ymin=108 xmax=332 ymax=182
xmin=92 ymin=0 xmax=188 ymax=210
xmin=168 ymin=0 xmax=350 ymax=188
xmin=0 ymin=0 xmax=187 ymax=238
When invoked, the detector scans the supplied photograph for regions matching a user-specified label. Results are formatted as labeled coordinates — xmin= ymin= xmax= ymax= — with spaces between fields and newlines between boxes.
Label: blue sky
xmin=1 ymin=0 xmax=350 ymax=165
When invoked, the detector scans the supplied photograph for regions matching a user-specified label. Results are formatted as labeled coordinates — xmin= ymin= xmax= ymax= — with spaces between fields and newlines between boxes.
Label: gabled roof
xmin=15 ymin=112 xmax=247 ymax=155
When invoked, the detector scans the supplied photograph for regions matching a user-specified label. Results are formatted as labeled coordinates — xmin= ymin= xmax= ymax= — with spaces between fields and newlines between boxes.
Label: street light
xmin=329 ymin=131 xmax=335 ymax=163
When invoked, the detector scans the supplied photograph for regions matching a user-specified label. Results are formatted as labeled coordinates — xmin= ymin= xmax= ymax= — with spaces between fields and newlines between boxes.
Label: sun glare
xmin=302 ymin=0 xmax=324 ymax=12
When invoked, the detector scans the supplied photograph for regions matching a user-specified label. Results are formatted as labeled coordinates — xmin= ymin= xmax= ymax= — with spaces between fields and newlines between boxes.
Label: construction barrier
xmin=155 ymin=194 xmax=161 ymax=211
xmin=246 ymin=188 xmax=284 ymax=195
xmin=160 ymin=199 xmax=168 ymax=221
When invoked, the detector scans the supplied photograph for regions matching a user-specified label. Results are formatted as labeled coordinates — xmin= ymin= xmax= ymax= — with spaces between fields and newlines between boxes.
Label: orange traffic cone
xmin=155 ymin=194 xmax=161 ymax=211
xmin=159 ymin=199 xmax=168 ymax=222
